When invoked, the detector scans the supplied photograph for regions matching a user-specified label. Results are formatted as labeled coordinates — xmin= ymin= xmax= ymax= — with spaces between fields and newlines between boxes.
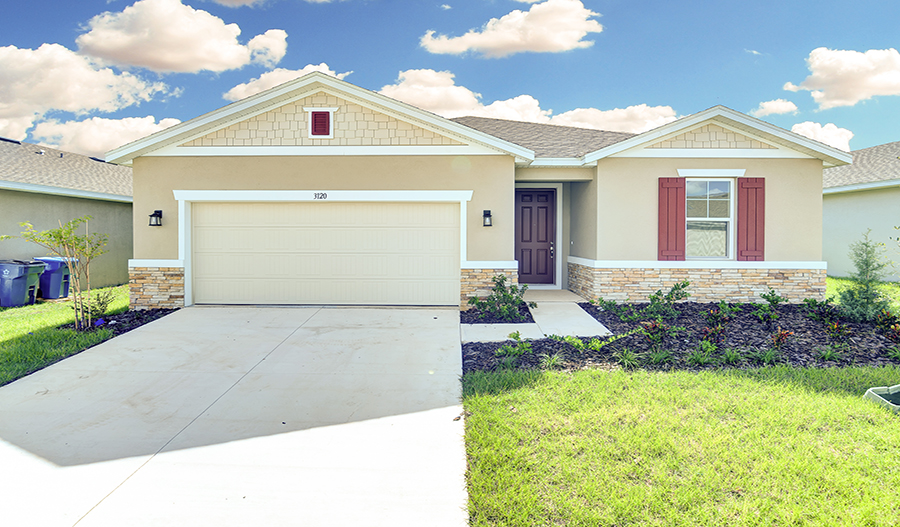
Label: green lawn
xmin=464 ymin=367 xmax=900 ymax=526
xmin=0 ymin=285 xmax=129 ymax=386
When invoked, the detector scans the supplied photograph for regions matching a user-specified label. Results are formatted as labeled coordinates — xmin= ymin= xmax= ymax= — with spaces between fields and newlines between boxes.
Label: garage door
xmin=192 ymin=202 xmax=460 ymax=305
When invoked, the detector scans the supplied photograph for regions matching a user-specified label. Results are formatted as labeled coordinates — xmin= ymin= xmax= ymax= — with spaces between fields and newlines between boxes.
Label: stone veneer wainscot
xmin=129 ymin=267 xmax=185 ymax=310
xmin=460 ymin=269 xmax=519 ymax=309
xmin=567 ymin=262 xmax=825 ymax=303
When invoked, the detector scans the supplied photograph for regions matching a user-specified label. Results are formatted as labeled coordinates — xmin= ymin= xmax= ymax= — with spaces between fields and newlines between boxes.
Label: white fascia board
xmin=614 ymin=148 xmax=810 ymax=159
xmin=108 ymin=72 xmax=534 ymax=164
xmin=172 ymin=190 xmax=474 ymax=203
xmin=677 ymin=169 xmax=746 ymax=177
xmin=823 ymin=178 xmax=900 ymax=195
xmin=567 ymin=256 xmax=827 ymax=270
xmin=0 ymin=180 xmax=132 ymax=203
xmin=582 ymin=106 xmax=852 ymax=166
xmin=524 ymin=157 xmax=591 ymax=168
xmin=148 ymin=144 xmax=503 ymax=158
xmin=129 ymin=259 xmax=184 ymax=268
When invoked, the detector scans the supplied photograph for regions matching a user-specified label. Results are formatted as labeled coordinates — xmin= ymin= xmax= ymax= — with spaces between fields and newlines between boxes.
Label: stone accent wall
xmin=648 ymin=124 xmax=775 ymax=149
xmin=183 ymin=93 xmax=463 ymax=147
xmin=129 ymin=267 xmax=185 ymax=310
xmin=460 ymin=269 xmax=519 ymax=309
xmin=567 ymin=262 xmax=825 ymax=303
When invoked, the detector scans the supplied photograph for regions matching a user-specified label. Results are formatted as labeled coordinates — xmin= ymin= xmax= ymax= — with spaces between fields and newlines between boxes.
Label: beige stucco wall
xmin=132 ymin=155 xmax=515 ymax=262
xmin=569 ymin=177 xmax=598 ymax=260
xmin=0 ymin=189 xmax=132 ymax=287
xmin=591 ymin=157 xmax=824 ymax=261
xmin=823 ymin=187 xmax=900 ymax=281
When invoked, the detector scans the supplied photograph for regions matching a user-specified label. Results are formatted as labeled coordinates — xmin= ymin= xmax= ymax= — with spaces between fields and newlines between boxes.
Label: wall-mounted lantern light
xmin=483 ymin=210 xmax=492 ymax=227
xmin=149 ymin=210 xmax=163 ymax=227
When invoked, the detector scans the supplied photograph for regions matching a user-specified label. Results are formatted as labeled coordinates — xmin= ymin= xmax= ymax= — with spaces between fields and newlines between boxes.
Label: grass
xmin=463 ymin=367 xmax=900 ymax=526
xmin=826 ymin=276 xmax=900 ymax=312
xmin=0 ymin=285 xmax=129 ymax=386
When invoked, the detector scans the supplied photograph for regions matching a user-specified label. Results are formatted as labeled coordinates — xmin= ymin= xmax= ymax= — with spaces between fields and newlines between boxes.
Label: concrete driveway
xmin=0 ymin=307 xmax=466 ymax=526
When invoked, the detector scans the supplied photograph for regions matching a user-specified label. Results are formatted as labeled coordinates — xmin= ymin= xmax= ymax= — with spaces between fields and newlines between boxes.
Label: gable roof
xmin=0 ymin=137 xmax=132 ymax=202
xmin=824 ymin=140 xmax=900 ymax=191
xmin=106 ymin=72 xmax=534 ymax=165
xmin=581 ymin=105 xmax=853 ymax=168
xmin=450 ymin=116 xmax=635 ymax=158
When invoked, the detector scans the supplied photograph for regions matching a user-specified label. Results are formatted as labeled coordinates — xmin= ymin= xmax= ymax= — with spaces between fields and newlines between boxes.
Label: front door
xmin=515 ymin=189 xmax=555 ymax=284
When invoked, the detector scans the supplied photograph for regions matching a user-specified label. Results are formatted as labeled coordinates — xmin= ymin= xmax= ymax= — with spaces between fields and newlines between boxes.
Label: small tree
xmin=838 ymin=230 xmax=891 ymax=322
xmin=1 ymin=217 xmax=108 ymax=330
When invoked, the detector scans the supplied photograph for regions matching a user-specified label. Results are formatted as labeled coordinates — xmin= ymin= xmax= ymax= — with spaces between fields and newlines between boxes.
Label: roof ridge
xmin=450 ymin=115 xmax=634 ymax=135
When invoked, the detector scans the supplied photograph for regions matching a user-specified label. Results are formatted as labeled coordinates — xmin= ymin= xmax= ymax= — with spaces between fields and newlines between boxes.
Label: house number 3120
xmin=313 ymin=192 xmax=327 ymax=200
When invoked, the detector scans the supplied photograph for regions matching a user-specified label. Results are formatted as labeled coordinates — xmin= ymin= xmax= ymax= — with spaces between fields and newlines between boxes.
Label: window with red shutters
xmin=311 ymin=111 xmax=330 ymax=136
xmin=658 ymin=177 xmax=686 ymax=260
xmin=737 ymin=178 xmax=765 ymax=261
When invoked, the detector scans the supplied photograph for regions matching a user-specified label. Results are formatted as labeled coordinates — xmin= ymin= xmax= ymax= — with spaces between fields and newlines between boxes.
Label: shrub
xmin=801 ymin=297 xmax=840 ymax=323
xmin=838 ymin=230 xmax=891 ymax=322
xmin=721 ymin=348 xmax=742 ymax=365
xmin=644 ymin=281 xmax=691 ymax=320
xmin=613 ymin=347 xmax=641 ymax=369
xmin=468 ymin=275 xmax=537 ymax=322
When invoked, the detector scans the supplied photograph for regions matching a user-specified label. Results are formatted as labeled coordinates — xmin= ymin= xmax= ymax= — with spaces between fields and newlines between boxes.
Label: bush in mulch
xmin=460 ymin=303 xmax=535 ymax=324
xmin=462 ymin=301 xmax=900 ymax=374
xmin=60 ymin=308 xmax=178 ymax=337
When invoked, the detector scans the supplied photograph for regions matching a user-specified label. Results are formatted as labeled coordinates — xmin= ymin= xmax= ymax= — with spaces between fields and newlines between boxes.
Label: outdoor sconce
xmin=149 ymin=210 xmax=163 ymax=227
xmin=483 ymin=210 xmax=492 ymax=227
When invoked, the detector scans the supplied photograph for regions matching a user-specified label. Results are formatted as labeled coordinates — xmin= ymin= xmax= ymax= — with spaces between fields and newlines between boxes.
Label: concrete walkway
xmin=461 ymin=289 xmax=611 ymax=342
xmin=0 ymin=307 xmax=467 ymax=527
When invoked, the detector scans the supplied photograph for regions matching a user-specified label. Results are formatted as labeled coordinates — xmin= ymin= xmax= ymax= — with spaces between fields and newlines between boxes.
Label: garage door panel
xmin=192 ymin=202 xmax=460 ymax=305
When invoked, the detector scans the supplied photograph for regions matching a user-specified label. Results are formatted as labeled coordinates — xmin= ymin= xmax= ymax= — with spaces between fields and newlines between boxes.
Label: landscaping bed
xmin=460 ymin=303 xmax=534 ymax=324
xmin=58 ymin=308 xmax=177 ymax=337
xmin=462 ymin=301 xmax=900 ymax=373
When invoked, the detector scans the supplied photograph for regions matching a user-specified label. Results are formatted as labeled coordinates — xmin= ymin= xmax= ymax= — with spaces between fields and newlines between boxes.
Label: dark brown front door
xmin=515 ymin=189 xmax=555 ymax=284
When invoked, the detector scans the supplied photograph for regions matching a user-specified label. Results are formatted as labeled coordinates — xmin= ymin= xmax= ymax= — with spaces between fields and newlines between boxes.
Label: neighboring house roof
xmin=450 ymin=116 xmax=635 ymax=158
xmin=0 ymin=137 xmax=132 ymax=202
xmin=823 ymin=140 xmax=900 ymax=192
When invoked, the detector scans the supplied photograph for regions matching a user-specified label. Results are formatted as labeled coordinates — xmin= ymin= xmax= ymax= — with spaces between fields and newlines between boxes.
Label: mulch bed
xmin=460 ymin=303 xmax=535 ymax=324
xmin=59 ymin=308 xmax=178 ymax=337
xmin=462 ymin=302 xmax=900 ymax=373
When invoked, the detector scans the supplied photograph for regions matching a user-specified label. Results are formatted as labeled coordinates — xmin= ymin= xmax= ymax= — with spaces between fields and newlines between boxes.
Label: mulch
xmin=462 ymin=302 xmax=900 ymax=373
xmin=460 ymin=303 xmax=535 ymax=324
xmin=59 ymin=308 xmax=178 ymax=337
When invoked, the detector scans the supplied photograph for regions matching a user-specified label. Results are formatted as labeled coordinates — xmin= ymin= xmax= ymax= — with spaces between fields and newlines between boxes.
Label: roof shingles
xmin=824 ymin=140 xmax=900 ymax=189
xmin=0 ymin=138 xmax=132 ymax=197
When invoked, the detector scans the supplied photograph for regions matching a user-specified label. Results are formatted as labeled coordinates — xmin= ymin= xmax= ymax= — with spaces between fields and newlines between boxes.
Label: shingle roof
xmin=450 ymin=116 xmax=636 ymax=158
xmin=0 ymin=137 xmax=132 ymax=197
xmin=824 ymin=140 xmax=900 ymax=189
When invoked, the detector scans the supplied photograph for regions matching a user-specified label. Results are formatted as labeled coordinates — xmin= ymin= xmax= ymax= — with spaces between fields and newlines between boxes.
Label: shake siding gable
xmin=737 ymin=178 xmax=765 ymax=261
xmin=658 ymin=177 xmax=686 ymax=260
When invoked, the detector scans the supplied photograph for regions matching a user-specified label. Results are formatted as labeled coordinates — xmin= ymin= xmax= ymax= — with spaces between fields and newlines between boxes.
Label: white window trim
xmin=567 ymin=256 xmax=827 ymax=271
xmin=684 ymin=177 xmax=736 ymax=261
xmin=514 ymin=182 xmax=563 ymax=289
xmin=303 ymin=106 xmax=338 ymax=139
xmin=171 ymin=190 xmax=474 ymax=306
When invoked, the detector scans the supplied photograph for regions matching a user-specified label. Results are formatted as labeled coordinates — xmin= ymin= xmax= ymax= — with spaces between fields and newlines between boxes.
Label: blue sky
xmin=1 ymin=0 xmax=898 ymax=158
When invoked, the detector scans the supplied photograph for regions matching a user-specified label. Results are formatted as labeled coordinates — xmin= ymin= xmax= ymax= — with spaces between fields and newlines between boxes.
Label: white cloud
xmin=750 ymin=99 xmax=798 ymax=117
xmin=379 ymin=69 xmax=675 ymax=133
xmin=790 ymin=121 xmax=853 ymax=151
xmin=76 ymin=0 xmax=288 ymax=73
xmin=440 ymin=4 xmax=452 ymax=10
xmin=745 ymin=49 xmax=762 ymax=56
xmin=31 ymin=116 xmax=181 ymax=159
xmin=0 ymin=43 xmax=168 ymax=140
xmin=223 ymin=63 xmax=352 ymax=101
xmin=211 ymin=0 xmax=265 ymax=6
xmin=785 ymin=47 xmax=900 ymax=109
xmin=420 ymin=0 xmax=603 ymax=58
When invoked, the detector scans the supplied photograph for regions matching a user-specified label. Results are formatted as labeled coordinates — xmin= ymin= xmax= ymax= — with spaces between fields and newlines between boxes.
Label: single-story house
xmin=823 ymin=140 xmax=900 ymax=281
xmin=1 ymin=137 xmax=133 ymax=288
xmin=106 ymin=72 xmax=851 ymax=310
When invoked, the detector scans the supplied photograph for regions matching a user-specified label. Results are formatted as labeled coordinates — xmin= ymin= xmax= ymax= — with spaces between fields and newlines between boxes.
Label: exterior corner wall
xmin=460 ymin=268 xmax=519 ymax=310
xmin=823 ymin=187 xmax=900 ymax=281
xmin=566 ymin=262 xmax=825 ymax=303
xmin=129 ymin=266 xmax=184 ymax=310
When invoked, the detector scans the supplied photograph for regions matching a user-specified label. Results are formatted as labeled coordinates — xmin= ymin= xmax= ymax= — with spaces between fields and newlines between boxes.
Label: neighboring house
xmin=0 ymin=137 xmax=133 ymax=288
xmin=823 ymin=141 xmax=900 ymax=281
xmin=106 ymin=72 xmax=850 ymax=310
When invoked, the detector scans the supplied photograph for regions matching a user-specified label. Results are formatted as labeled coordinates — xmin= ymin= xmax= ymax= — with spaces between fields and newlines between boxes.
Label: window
xmin=303 ymin=107 xmax=338 ymax=139
xmin=685 ymin=179 xmax=733 ymax=258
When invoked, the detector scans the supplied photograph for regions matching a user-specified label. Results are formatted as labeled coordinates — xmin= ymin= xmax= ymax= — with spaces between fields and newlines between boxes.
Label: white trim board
xmin=462 ymin=261 xmax=519 ymax=270
xmin=173 ymin=189 xmax=475 ymax=306
xmin=0 ymin=180 xmax=132 ymax=203
xmin=515 ymin=182 xmax=564 ymax=289
xmin=567 ymin=256 xmax=827 ymax=270
xmin=129 ymin=259 xmax=184 ymax=268
xmin=152 ymin=144 xmax=501 ymax=158
xmin=823 ymin=178 xmax=900 ymax=195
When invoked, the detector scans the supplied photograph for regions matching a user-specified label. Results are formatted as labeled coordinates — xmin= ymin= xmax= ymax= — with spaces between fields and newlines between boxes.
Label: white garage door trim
xmin=171 ymin=190 xmax=479 ymax=306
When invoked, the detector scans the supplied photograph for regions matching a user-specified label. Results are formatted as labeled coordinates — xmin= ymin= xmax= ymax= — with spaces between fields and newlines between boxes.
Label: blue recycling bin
xmin=34 ymin=257 xmax=76 ymax=299
xmin=0 ymin=260 xmax=47 ymax=308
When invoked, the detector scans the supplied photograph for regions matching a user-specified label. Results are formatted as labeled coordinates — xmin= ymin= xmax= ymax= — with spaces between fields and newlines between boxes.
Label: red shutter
xmin=658 ymin=177 xmax=686 ymax=261
xmin=311 ymin=111 xmax=330 ymax=136
xmin=737 ymin=178 xmax=765 ymax=261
